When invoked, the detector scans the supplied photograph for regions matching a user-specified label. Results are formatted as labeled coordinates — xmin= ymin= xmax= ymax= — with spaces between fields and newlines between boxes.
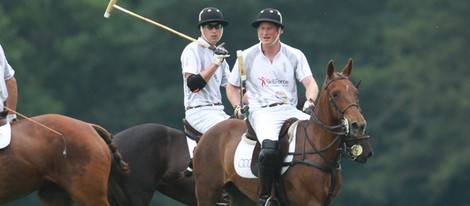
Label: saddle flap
xmin=249 ymin=118 xmax=299 ymax=176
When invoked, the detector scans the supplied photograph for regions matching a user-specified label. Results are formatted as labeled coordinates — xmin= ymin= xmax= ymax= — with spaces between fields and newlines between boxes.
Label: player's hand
xmin=302 ymin=98 xmax=315 ymax=114
xmin=212 ymin=43 xmax=230 ymax=66
xmin=234 ymin=105 xmax=248 ymax=119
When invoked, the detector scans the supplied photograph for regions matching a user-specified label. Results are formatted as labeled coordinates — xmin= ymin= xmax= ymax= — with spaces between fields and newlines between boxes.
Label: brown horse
xmin=0 ymin=113 xmax=128 ymax=205
xmin=193 ymin=59 xmax=373 ymax=206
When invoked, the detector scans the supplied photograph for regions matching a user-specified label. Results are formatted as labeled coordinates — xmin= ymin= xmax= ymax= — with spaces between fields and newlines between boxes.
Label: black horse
xmin=108 ymin=123 xmax=195 ymax=206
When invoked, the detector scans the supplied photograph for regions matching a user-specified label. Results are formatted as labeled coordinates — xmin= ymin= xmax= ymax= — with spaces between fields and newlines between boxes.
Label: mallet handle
xmin=112 ymin=5 xmax=210 ymax=48
xmin=237 ymin=50 xmax=246 ymax=107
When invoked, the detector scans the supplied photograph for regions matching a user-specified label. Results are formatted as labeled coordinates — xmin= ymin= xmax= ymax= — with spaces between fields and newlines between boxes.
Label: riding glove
xmin=212 ymin=43 xmax=230 ymax=66
xmin=302 ymin=98 xmax=315 ymax=114
xmin=234 ymin=105 xmax=248 ymax=120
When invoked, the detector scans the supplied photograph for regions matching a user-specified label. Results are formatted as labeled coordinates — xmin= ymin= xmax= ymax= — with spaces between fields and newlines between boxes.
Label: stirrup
xmin=261 ymin=197 xmax=279 ymax=206
xmin=216 ymin=190 xmax=230 ymax=206
xmin=183 ymin=167 xmax=193 ymax=177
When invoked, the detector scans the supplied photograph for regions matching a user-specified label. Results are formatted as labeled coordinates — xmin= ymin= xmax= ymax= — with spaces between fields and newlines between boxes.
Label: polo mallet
xmin=104 ymin=0 xmax=211 ymax=49
xmin=236 ymin=50 xmax=248 ymax=117
xmin=237 ymin=50 xmax=246 ymax=100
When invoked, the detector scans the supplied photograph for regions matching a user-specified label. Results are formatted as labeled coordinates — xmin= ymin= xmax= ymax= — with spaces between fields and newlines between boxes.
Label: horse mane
xmin=90 ymin=124 xmax=129 ymax=172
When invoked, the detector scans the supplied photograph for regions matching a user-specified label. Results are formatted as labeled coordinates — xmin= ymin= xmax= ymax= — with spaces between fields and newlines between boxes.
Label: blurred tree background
xmin=1 ymin=0 xmax=468 ymax=205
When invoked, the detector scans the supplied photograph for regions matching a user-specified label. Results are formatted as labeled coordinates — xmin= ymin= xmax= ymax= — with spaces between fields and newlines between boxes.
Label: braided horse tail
xmin=90 ymin=124 xmax=129 ymax=172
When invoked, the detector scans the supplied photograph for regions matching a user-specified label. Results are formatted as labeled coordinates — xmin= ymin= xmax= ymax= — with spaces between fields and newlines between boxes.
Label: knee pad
xmin=258 ymin=140 xmax=280 ymax=174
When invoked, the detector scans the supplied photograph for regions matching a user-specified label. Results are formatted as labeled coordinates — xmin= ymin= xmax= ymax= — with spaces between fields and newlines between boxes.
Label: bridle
xmin=286 ymin=76 xmax=370 ymax=206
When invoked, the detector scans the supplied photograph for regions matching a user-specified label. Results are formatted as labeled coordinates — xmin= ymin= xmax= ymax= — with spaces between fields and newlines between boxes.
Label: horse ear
xmin=327 ymin=60 xmax=335 ymax=79
xmin=342 ymin=58 xmax=353 ymax=76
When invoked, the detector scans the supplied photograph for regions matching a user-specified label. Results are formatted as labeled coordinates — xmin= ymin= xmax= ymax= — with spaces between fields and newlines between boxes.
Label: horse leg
xmin=195 ymin=178 xmax=223 ymax=205
xmin=225 ymin=183 xmax=256 ymax=206
xmin=38 ymin=184 xmax=73 ymax=206
xmin=67 ymin=169 xmax=110 ymax=206
xmin=194 ymin=155 xmax=224 ymax=205
xmin=59 ymin=157 xmax=111 ymax=205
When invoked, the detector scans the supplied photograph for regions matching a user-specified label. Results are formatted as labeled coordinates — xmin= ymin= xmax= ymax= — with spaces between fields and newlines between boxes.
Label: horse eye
xmin=332 ymin=92 xmax=339 ymax=98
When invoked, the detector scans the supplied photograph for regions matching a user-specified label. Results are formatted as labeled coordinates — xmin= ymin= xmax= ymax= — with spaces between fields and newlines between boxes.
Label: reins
xmin=2 ymin=106 xmax=68 ymax=158
xmin=287 ymin=76 xmax=365 ymax=206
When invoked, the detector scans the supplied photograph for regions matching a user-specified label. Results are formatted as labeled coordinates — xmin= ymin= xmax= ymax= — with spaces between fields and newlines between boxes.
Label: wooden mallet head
xmin=104 ymin=0 xmax=117 ymax=18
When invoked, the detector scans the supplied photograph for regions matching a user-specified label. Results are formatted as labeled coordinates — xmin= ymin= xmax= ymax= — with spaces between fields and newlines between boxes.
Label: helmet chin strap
xmin=200 ymin=26 xmax=223 ymax=47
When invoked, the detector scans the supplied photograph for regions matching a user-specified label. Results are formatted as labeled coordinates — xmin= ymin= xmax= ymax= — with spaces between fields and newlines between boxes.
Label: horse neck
xmin=308 ymin=92 xmax=342 ymax=158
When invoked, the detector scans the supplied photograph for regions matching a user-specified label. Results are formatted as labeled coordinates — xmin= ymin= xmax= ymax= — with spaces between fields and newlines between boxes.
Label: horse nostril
xmin=351 ymin=121 xmax=358 ymax=128
xmin=350 ymin=121 xmax=359 ymax=132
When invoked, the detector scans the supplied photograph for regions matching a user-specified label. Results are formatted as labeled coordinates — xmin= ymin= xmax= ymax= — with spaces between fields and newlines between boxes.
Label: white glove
xmin=6 ymin=114 xmax=17 ymax=122
xmin=213 ymin=53 xmax=230 ymax=66
xmin=212 ymin=43 xmax=230 ymax=66
xmin=234 ymin=105 xmax=248 ymax=119
xmin=302 ymin=98 xmax=315 ymax=114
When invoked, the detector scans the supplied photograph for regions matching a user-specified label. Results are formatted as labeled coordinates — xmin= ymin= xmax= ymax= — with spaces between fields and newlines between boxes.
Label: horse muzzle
xmin=343 ymin=133 xmax=373 ymax=164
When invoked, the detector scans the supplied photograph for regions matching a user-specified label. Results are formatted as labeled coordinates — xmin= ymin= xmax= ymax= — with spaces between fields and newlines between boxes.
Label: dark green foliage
xmin=1 ymin=0 xmax=468 ymax=205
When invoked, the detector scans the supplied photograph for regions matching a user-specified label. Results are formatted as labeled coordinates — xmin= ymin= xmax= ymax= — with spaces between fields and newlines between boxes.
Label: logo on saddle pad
xmin=233 ymin=121 xmax=299 ymax=178
xmin=0 ymin=122 xmax=12 ymax=149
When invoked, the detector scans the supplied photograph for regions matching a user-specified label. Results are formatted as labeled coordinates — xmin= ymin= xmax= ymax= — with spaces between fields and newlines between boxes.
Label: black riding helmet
xmin=197 ymin=7 xmax=229 ymax=28
xmin=251 ymin=8 xmax=284 ymax=29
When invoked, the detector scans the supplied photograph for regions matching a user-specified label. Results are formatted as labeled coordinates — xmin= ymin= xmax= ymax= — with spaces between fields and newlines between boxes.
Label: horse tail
xmin=90 ymin=124 xmax=131 ymax=205
xmin=90 ymin=124 xmax=129 ymax=172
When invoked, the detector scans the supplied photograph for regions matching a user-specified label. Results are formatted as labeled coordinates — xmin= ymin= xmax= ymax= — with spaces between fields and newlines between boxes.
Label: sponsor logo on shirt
xmin=258 ymin=76 xmax=289 ymax=87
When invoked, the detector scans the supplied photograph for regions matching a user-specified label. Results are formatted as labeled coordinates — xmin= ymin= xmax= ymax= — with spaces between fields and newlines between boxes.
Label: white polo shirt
xmin=0 ymin=44 xmax=15 ymax=103
xmin=229 ymin=42 xmax=312 ymax=108
xmin=181 ymin=37 xmax=231 ymax=108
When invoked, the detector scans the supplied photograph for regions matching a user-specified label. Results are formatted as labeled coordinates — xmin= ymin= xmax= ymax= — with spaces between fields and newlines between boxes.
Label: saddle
xmin=182 ymin=116 xmax=237 ymax=143
xmin=182 ymin=118 xmax=202 ymax=143
xmin=245 ymin=117 xmax=298 ymax=176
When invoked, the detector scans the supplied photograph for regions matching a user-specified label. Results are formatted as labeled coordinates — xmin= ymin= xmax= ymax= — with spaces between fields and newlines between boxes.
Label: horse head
xmin=315 ymin=58 xmax=373 ymax=164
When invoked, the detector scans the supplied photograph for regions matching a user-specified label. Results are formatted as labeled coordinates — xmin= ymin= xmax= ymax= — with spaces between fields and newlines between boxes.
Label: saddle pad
xmin=0 ymin=122 xmax=11 ymax=149
xmin=234 ymin=124 xmax=298 ymax=179
xmin=186 ymin=136 xmax=197 ymax=159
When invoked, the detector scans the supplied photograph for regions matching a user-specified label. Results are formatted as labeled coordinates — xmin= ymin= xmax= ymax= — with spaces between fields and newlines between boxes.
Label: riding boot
xmin=258 ymin=171 xmax=274 ymax=206
xmin=258 ymin=139 xmax=280 ymax=206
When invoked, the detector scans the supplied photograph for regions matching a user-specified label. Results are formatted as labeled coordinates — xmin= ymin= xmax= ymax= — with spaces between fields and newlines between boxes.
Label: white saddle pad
xmin=0 ymin=122 xmax=11 ymax=149
xmin=233 ymin=121 xmax=299 ymax=178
